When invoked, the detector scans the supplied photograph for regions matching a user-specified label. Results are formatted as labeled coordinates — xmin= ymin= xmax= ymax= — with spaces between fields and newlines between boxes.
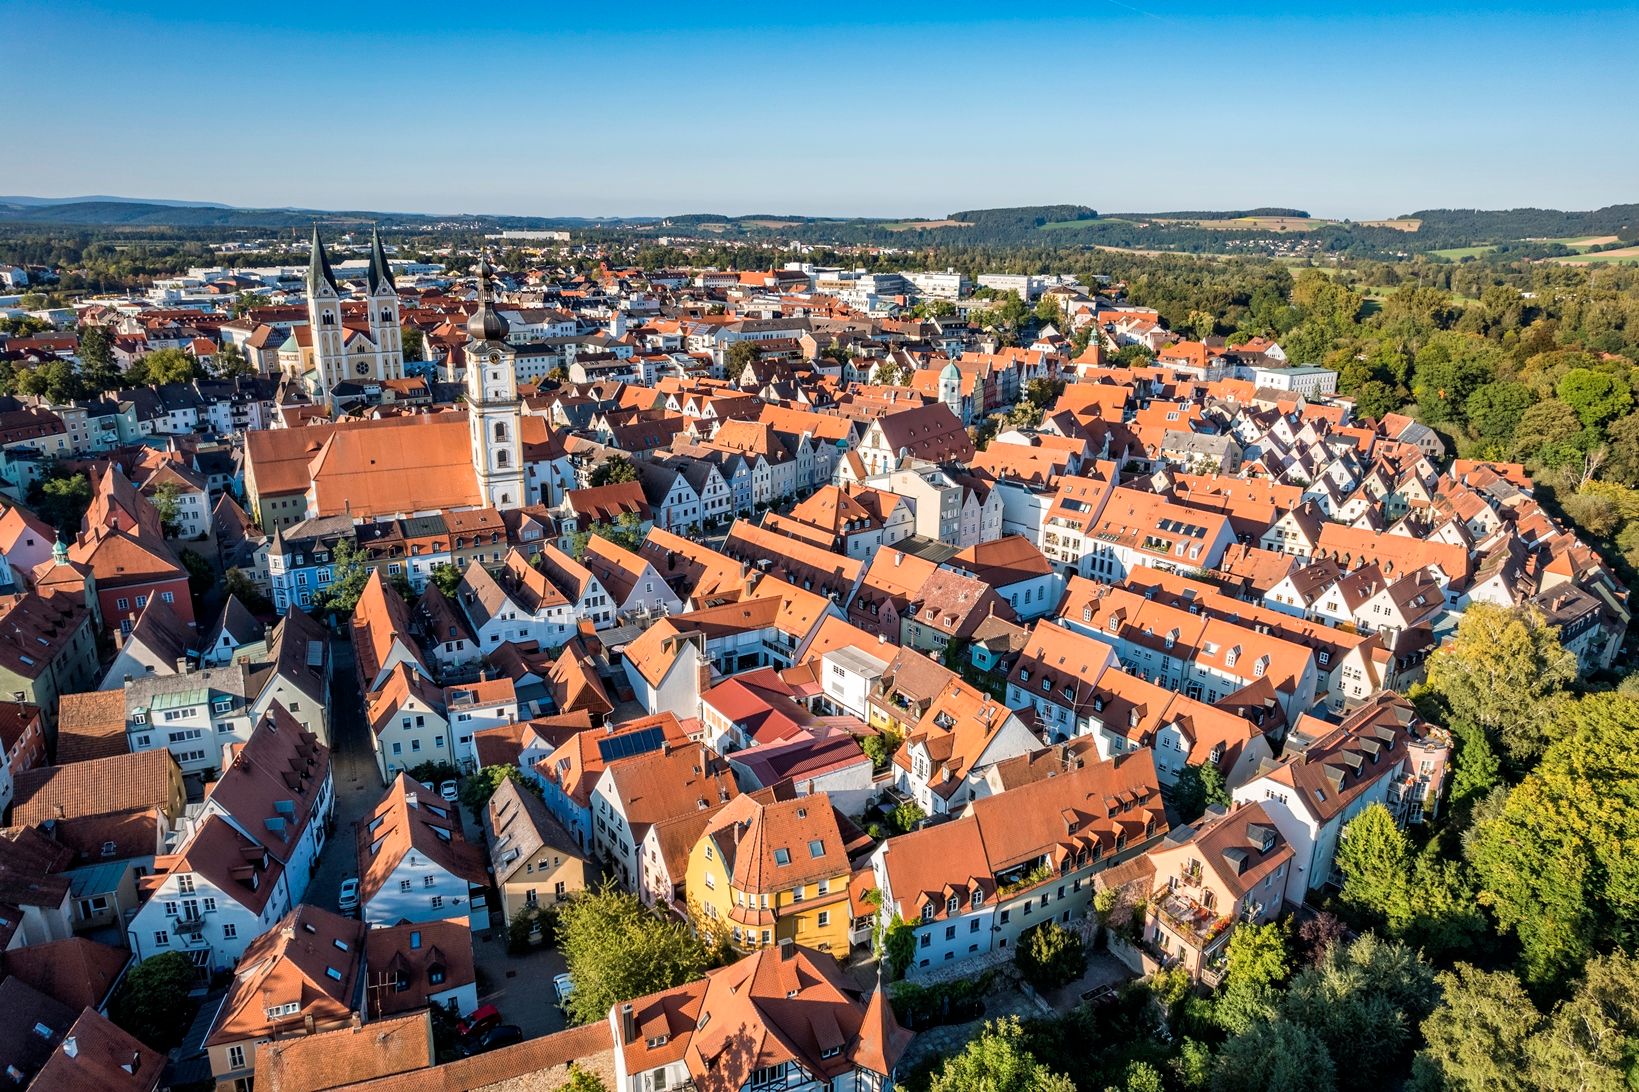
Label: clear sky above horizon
xmin=7 ymin=0 xmax=1637 ymax=220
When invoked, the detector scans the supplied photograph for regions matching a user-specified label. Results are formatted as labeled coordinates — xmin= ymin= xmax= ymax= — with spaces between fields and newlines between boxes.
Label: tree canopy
xmin=558 ymin=884 xmax=708 ymax=1026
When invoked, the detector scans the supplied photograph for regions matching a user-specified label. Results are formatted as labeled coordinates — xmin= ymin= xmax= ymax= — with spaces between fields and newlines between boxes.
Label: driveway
xmin=308 ymin=631 xmax=387 ymax=915
xmin=471 ymin=930 xmax=570 ymax=1040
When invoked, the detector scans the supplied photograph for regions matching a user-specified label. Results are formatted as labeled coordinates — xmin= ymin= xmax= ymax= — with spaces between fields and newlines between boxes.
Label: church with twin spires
xmin=270 ymin=231 xmax=526 ymax=512
xmin=285 ymin=226 xmax=407 ymax=402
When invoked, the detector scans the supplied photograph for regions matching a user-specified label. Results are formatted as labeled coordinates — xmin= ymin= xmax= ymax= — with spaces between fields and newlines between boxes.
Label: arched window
xmin=380 ymin=309 xmax=392 ymax=322
xmin=321 ymin=311 xmax=335 ymax=326
xmin=493 ymin=422 xmax=507 ymax=443
xmin=496 ymin=450 xmax=510 ymax=468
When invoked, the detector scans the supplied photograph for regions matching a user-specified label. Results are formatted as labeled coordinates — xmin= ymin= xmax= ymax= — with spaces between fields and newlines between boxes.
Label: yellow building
xmin=484 ymin=775 xmax=588 ymax=924
xmin=687 ymin=792 xmax=853 ymax=955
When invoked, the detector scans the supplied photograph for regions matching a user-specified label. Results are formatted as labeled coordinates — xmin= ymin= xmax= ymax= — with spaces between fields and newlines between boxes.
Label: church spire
xmin=307 ymin=224 xmax=338 ymax=294
xmin=465 ymin=251 xmax=510 ymax=344
xmin=367 ymin=225 xmax=396 ymax=294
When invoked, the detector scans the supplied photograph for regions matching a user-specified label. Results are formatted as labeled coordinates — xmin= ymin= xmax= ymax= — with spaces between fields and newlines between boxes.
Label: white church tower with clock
xmin=465 ymin=253 xmax=525 ymax=510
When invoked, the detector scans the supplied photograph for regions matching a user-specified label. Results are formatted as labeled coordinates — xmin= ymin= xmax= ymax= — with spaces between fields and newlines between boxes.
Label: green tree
xmin=1171 ymin=761 xmax=1231 ymax=823
xmin=179 ymin=548 xmax=212 ymax=597
xmin=1556 ymin=367 xmax=1632 ymax=429
xmin=17 ymin=358 xmax=90 ymax=403
xmin=1424 ymin=603 xmax=1576 ymax=764
xmin=212 ymin=342 xmax=255 ymax=378
xmin=1465 ymin=381 xmax=1534 ymax=446
xmin=589 ymin=456 xmax=639 ymax=488
xmin=27 ymin=468 xmax=91 ymax=533
xmin=1277 ymin=934 xmax=1439 ymax=1092
xmin=1418 ymin=964 xmax=1542 ymax=1092
xmin=401 ymin=325 xmax=425 ymax=362
xmin=726 ymin=340 xmax=762 ymax=371
xmin=559 ymin=884 xmax=708 ymax=1026
xmin=1213 ymin=1019 xmax=1337 ymax=1092
xmin=150 ymin=481 xmax=184 ymax=535
xmin=1122 ymin=1060 xmax=1165 ymax=1092
xmin=1604 ymin=412 xmax=1639 ymax=485
xmin=1014 ymin=921 xmax=1086 ymax=992
xmin=1512 ymin=399 xmax=1586 ymax=467
xmin=1034 ymin=295 xmax=1064 ymax=326
xmin=223 ymin=568 xmax=273 ymax=615
xmin=879 ymin=914 xmax=915 ymax=980
xmin=312 ymin=538 xmax=372 ymax=615
xmin=458 ymin=763 xmax=539 ymax=820
xmin=128 ymin=347 xmax=204 ymax=386
xmin=1466 ymin=693 xmax=1639 ymax=985
xmin=1336 ymin=803 xmax=1410 ymax=924
xmin=561 ymin=1064 xmax=610 ymax=1092
xmin=930 ymin=1016 xmax=1076 ymax=1092
xmin=888 ymin=800 xmax=925 ymax=834
xmin=77 ymin=324 xmax=121 ymax=391
xmin=1447 ymin=716 xmax=1501 ymax=813
xmin=1354 ymin=380 xmax=1404 ymax=421
xmin=429 ymin=563 xmax=464 ymax=597
xmin=568 ymin=514 xmax=645 ymax=559
xmin=1215 ymin=920 xmax=1292 ymax=1033
xmin=1527 ymin=951 xmax=1639 ymax=1091
xmin=109 ymin=951 xmax=196 ymax=1050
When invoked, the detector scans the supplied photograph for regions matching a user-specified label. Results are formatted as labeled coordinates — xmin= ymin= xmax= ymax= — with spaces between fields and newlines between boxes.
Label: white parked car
xmin=440 ymin=779 xmax=459 ymax=802
xmin=338 ymin=877 xmax=360 ymax=914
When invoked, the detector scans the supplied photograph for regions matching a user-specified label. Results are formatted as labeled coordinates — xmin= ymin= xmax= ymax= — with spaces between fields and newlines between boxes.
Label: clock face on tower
xmin=356 ymin=361 xmax=370 ymax=375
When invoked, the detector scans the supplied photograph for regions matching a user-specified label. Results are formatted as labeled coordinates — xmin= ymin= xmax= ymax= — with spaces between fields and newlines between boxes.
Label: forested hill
xmin=1 ymin=197 xmax=1636 ymax=257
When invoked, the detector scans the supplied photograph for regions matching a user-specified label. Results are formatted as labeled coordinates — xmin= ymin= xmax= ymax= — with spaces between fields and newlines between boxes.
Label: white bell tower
xmin=465 ymin=254 xmax=525 ymax=510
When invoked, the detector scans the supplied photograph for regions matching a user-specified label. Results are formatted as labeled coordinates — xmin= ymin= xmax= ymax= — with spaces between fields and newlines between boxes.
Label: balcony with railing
xmin=172 ymin=916 xmax=211 ymax=948
xmin=1153 ymin=891 xmax=1229 ymax=949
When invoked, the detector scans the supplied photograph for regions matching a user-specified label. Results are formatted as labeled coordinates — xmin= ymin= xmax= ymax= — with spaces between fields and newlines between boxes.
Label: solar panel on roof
xmin=597 ymin=726 xmax=667 ymax=763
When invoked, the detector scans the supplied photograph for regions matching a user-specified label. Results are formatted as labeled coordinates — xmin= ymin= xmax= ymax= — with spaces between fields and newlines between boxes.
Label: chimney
xmin=405 ymin=791 xmax=419 ymax=808
xmin=62 ymin=1037 xmax=77 ymax=1059
xmin=778 ymin=937 xmax=795 ymax=959
xmin=55 ymin=803 xmax=65 ymax=819
xmin=176 ymin=655 xmax=190 ymax=673
xmin=620 ymin=1003 xmax=636 ymax=1045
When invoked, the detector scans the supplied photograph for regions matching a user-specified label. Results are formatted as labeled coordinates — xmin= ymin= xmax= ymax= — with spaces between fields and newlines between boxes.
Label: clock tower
xmin=465 ymin=253 xmax=525 ymax=510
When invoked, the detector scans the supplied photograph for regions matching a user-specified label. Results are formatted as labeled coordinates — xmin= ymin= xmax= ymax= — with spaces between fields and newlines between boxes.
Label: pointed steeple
xmin=307 ymin=224 xmax=338 ymax=294
xmin=465 ymin=252 xmax=509 ymax=343
xmin=367 ymin=225 xmax=396 ymax=294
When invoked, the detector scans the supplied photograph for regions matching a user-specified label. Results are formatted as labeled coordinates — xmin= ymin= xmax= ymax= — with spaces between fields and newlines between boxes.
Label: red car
xmin=456 ymin=1004 xmax=502 ymax=1039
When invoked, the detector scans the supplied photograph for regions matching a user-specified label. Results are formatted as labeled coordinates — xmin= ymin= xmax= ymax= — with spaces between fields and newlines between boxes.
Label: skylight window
xmin=774 ymin=848 xmax=791 ymax=866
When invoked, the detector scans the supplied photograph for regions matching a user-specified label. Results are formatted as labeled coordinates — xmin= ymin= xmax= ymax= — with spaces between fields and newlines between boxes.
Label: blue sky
xmin=6 ymin=0 xmax=1636 ymax=219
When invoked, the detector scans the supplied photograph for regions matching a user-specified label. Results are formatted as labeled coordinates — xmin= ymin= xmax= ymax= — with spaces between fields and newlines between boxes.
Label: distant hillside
xmin=1 ymin=196 xmax=1634 ymax=258
xmin=0 ymin=194 xmax=234 ymax=209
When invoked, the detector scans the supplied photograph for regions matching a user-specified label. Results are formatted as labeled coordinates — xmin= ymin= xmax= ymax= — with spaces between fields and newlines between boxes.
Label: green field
xmin=1430 ymin=245 xmax=1499 ymax=259
xmin=1037 ymin=217 xmax=1128 ymax=232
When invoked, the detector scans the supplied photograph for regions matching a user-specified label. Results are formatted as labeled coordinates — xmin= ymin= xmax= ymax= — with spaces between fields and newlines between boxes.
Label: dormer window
xmin=971 ymin=889 xmax=984 ymax=909
xmin=946 ymin=894 xmax=960 ymax=915
xmin=921 ymin=903 xmax=935 ymax=922
xmin=1107 ymin=616 xmax=1119 ymax=634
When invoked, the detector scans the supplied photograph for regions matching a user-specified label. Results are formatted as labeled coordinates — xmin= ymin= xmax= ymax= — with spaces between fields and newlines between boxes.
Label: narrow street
xmin=307 ymin=631 xmax=386 ymax=914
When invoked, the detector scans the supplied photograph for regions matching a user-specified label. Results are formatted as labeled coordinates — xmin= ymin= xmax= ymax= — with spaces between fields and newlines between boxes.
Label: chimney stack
xmin=620 ymin=1003 xmax=636 ymax=1045
xmin=62 ymin=1037 xmax=77 ymax=1059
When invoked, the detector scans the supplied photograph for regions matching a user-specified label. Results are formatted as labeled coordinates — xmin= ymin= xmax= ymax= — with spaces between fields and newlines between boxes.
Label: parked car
xmin=338 ymin=877 xmax=360 ymax=914
xmin=462 ymin=1024 xmax=524 ymax=1056
xmin=456 ymin=1004 xmax=502 ymax=1039
xmin=440 ymin=779 xmax=459 ymax=802
xmin=553 ymin=973 xmax=575 ymax=1006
